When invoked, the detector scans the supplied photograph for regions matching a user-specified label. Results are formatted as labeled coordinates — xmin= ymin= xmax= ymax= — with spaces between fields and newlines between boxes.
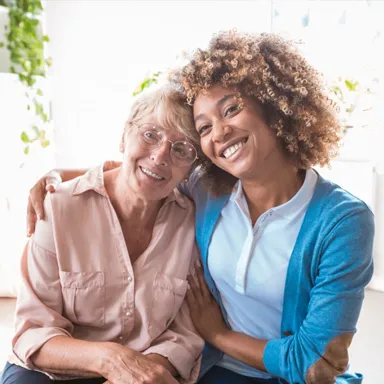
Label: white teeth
xmin=223 ymin=140 xmax=246 ymax=159
xmin=141 ymin=167 xmax=163 ymax=180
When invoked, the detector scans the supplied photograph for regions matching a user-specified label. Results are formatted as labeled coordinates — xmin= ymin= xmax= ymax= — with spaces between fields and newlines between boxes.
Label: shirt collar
xmin=73 ymin=163 xmax=108 ymax=197
xmin=73 ymin=162 xmax=189 ymax=210
xmin=230 ymin=169 xmax=318 ymax=220
xmin=272 ymin=169 xmax=318 ymax=219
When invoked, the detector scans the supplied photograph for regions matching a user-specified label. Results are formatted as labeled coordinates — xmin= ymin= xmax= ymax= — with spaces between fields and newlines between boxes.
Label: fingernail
xmin=37 ymin=214 xmax=41 ymax=220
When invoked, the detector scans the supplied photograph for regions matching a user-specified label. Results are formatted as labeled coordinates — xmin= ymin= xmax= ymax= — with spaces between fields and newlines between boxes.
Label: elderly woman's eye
xmin=143 ymin=131 xmax=159 ymax=142
xmin=173 ymin=147 xmax=187 ymax=158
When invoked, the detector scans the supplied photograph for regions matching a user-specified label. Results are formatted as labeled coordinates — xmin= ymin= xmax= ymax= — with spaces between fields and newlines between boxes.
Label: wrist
xmin=209 ymin=328 xmax=232 ymax=348
xmin=95 ymin=342 xmax=131 ymax=377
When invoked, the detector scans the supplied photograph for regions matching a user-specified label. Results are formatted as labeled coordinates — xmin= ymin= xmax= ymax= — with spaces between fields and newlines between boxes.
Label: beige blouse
xmin=10 ymin=165 xmax=204 ymax=382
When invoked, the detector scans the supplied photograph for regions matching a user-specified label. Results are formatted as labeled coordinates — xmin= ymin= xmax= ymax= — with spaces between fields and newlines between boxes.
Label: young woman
xmin=25 ymin=31 xmax=374 ymax=384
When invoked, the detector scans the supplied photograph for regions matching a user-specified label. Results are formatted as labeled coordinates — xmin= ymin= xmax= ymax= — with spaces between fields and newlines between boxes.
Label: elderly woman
xmin=1 ymin=84 xmax=204 ymax=384
xmin=23 ymin=31 xmax=374 ymax=384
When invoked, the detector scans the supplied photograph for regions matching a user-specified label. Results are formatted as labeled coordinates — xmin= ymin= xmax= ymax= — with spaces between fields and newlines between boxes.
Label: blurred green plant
xmin=329 ymin=77 xmax=372 ymax=132
xmin=0 ymin=0 xmax=51 ymax=154
xmin=132 ymin=72 xmax=161 ymax=96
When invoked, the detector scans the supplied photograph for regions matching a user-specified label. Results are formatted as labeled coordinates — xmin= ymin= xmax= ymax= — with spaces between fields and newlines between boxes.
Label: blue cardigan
xmin=183 ymin=171 xmax=374 ymax=384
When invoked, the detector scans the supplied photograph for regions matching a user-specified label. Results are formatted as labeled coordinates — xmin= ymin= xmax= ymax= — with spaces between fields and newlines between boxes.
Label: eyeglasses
xmin=135 ymin=123 xmax=199 ymax=167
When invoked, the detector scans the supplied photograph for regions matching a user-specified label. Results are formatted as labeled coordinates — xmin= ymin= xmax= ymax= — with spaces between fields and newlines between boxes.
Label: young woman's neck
xmin=241 ymin=159 xmax=305 ymax=225
xmin=104 ymin=169 xmax=163 ymax=227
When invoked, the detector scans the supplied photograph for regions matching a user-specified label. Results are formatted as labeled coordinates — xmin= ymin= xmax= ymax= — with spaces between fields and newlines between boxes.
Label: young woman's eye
xmin=198 ymin=125 xmax=211 ymax=136
xmin=224 ymin=105 xmax=240 ymax=117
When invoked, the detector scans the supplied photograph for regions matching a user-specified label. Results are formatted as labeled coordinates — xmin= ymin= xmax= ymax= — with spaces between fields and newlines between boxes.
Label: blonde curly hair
xmin=171 ymin=30 xmax=342 ymax=194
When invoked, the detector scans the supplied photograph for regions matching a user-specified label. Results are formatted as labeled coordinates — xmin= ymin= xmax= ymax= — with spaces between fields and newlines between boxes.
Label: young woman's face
xmin=120 ymin=114 xmax=193 ymax=201
xmin=193 ymin=85 xmax=284 ymax=181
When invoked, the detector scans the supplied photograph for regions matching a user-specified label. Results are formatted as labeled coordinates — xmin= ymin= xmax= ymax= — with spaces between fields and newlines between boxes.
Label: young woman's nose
xmin=212 ymin=121 xmax=232 ymax=142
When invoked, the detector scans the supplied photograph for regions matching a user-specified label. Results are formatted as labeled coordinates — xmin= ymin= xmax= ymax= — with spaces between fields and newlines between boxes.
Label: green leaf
xmin=0 ymin=42 xmax=4 ymax=48
xmin=6 ymin=0 xmax=52 ymax=151
xmin=345 ymin=79 xmax=358 ymax=92
xmin=32 ymin=125 xmax=40 ymax=136
xmin=20 ymin=131 xmax=30 ymax=143
xmin=41 ymin=139 xmax=50 ymax=148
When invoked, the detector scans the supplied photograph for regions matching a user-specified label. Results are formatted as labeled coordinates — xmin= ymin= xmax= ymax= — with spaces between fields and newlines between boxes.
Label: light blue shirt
xmin=208 ymin=169 xmax=317 ymax=378
xmin=181 ymin=169 xmax=374 ymax=383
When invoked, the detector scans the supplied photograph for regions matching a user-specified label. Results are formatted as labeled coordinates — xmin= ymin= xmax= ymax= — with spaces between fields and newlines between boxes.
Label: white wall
xmin=44 ymin=0 xmax=272 ymax=168
xmin=0 ymin=73 xmax=54 ymax=297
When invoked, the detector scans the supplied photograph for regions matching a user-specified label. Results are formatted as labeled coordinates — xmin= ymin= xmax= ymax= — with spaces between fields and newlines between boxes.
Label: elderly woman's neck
xmin=104 ymin=169 xmax=164 ymax=226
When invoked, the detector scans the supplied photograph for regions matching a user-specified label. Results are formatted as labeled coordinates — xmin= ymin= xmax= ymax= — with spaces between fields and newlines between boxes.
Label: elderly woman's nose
xmin=150 ymin=142 xmax=170 ymax=166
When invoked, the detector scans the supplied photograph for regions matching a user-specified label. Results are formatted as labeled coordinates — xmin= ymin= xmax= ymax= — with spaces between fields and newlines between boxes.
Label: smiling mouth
xmin=139 ymin=166 xmax=165 ymax=180
xmin=222 ymin=138 xmax=248 ymax=159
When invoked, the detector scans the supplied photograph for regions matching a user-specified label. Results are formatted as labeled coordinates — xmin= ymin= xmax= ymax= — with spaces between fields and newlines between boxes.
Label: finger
xmin=186 ymin=286 xmax=198 ymax=311
xmin=104 ymin=160 xmax=122 ymax=171
xmin=27 ymin=196 xmax=37 ymax=236
xmin=46 ymin=184 xmax=56 ymax=193
xmin=187 ymin=274 xmax=203 ymax=305
xmin=30 ymin=182 xmax=46 ymax=220
xmin=45 ymin=171 xmax=62 ymax=192
xmin=195 ymin=264 xmax=211 ymax=301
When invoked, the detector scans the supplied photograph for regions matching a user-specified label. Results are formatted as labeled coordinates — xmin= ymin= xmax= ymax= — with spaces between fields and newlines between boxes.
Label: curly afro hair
xmin=171 ymin=30 xmax=342 ymax=194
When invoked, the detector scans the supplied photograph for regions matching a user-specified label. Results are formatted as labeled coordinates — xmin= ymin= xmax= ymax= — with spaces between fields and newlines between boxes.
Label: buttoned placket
xmin=104 ymin=195 xmax=136 ymax=343
xmin=234 ymin=193 xmax=274 ymax=294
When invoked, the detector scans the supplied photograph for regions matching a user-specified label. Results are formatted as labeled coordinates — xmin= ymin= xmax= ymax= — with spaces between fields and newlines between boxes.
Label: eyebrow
xmin=194 ymin=93 xmax=237 ymax=123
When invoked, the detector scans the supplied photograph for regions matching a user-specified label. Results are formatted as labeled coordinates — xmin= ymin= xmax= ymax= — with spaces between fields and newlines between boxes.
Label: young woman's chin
xmin=213 ymin=154 xmax=255 ymax=180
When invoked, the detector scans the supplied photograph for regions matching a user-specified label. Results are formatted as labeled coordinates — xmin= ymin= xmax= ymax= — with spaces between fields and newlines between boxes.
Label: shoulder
xmin=310 ymin=173 xmax=373 ymax=227
xmin=179 ymin=168 xmax=209 ymax=202
xmin=33 ymin=179 xmax=83 ymax=251
xmin=305 ymin=174 xmax=375 ymax=273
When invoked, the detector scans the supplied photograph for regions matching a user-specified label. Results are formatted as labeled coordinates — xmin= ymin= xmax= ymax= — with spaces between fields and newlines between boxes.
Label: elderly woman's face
xmin=193 ymin=84 xmax=283 ymax=181
xmin=120 ymin=114 xmax=194 ymax=201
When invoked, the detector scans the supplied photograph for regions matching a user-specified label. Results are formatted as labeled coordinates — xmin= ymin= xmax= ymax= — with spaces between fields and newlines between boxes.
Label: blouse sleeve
xmin=12 ymin=195 xmax=73 ymax=368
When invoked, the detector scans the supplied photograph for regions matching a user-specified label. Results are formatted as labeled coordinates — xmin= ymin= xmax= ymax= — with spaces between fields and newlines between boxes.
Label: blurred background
xmin=0 ymin=0 xmax=383 ymax=382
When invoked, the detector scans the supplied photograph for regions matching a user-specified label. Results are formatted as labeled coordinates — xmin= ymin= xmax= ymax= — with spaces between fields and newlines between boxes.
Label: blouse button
xmin=118 ymin=336 xmax=123 ymax=340
xmin=126 ymin=311 xmax=132 ymax=317
xmin=127 ymin=276 xmax=132 ymax=283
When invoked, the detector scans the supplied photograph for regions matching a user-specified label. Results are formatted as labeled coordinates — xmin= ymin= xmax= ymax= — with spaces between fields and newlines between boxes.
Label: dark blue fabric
xmin=198 ymin=366 xmax=279 ymax=384
xmin=0 ymin=363 xmax=106 ymax=384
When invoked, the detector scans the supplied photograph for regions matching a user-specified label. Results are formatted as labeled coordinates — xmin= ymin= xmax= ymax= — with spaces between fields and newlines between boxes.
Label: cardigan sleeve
xmin=178 ymin=168 xmax=203 ymax=200
xmin=263 ymin=207 xmax=374 ymax=384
